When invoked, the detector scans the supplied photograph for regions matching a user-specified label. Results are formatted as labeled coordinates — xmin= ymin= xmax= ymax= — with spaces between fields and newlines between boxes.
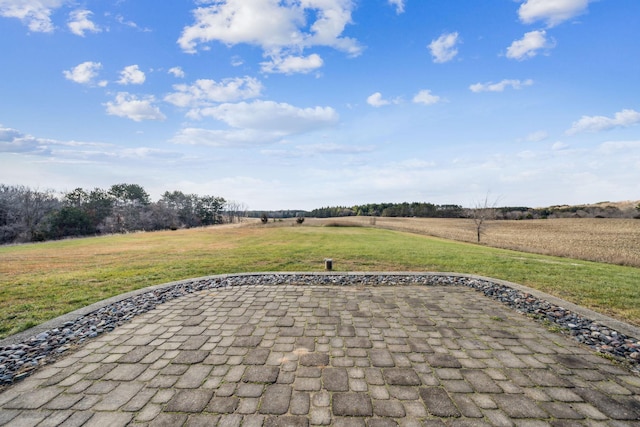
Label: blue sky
xmin=1 ymin=0 xmax=639 ymax=210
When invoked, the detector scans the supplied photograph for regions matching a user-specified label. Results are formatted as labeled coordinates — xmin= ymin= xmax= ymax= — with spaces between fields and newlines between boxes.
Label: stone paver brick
xmin=461 ymin=369 xmax=503 ymax=393
xmin=573 ymin=387 xmax=640 ymax=420
xmin=172 ymin=350 xmax=209 ymax=364
xmin=122 ymin=388 xmax=156 ymax=412
xmin=259 ymin=384 xmax=292 ymax=414
xmin=63 ymin=411 xmax=98 ymax=427
xmin=492 ymin=394 xmax=549 ymax=419
xmin=264 ymin=415 xmax=309 ymax=427
xmin=5 ymin=411 xmax=50 ymax=426
xmin=44 ymin=393 xmax=84 ymax=410
xmin=4 ymin=387 xmax=62 ymax=409
xmin=165 ymin=389 xmax=214 ymax=412
xmin=419 ymin=387 xmax=461 ymax=418
xmin=245 ymin=347 xmax=271 ymax=365
xmin=207 ymin=396 xmax=240 ymax=414
xmin=175 ymin=365 xmax=212 ymax=388
xmin=300 ymin=352 xmax=330 ymax=367
xmin=333 ymin=392 xmax=373 ymax=416
xmin=369 ymin=349 xmax=395 ymax=367
xmin=82 ymin=412 xmax=133 ymax=427
xmin=93 ymin=381 xmax=144 ymax=411
xmin=322 ymin=367 xmax=348 ymax=392
xmin=426 ymin=353 xmax=462 ymax=368
xmin=372 ymin=399 xmax=406 ymax=417
xmin=291 ymin=391 xmax=310 ymax=415
xmin=186 ymin=414 xmax=222 ymax=426
xmin=180 ymin=335 xmax=209 ymax=350
xmin=383 ymin=368 xmax=421 ymax=386
xmin=148 ymin=413 xmax=188 ymax=426
xmin=244 ymin=366 xmax=280 ymax=383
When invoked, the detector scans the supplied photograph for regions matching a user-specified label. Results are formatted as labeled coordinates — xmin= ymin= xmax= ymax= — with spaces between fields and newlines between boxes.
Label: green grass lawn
xmin=0 ymin=224 xmax=638 ymax=339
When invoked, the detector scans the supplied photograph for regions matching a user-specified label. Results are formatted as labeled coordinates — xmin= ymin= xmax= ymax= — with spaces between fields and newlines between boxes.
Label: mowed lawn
xmin=0 ymin=224 xmax=638 ymax=339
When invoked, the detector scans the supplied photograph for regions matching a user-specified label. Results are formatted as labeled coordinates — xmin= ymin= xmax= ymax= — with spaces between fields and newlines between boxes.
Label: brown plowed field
xmin=308 ymin=217 xmax=640 ymax=267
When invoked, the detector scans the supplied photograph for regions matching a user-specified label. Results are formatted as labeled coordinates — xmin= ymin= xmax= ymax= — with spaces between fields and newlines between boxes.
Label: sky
xmin=1 ymin=0 xmax=639 ymax=210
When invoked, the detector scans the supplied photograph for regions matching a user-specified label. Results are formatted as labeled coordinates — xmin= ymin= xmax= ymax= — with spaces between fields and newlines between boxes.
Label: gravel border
xmin=1 ymin=272 xmax=638 ymax=385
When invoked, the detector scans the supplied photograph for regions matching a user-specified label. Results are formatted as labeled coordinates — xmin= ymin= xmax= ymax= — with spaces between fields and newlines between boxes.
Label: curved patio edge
xmin=2 ymin=271 xmax=639 ymax=347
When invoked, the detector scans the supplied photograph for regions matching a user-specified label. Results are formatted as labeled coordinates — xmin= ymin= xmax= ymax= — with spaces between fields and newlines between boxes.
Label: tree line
xmin=308 ymin=201 xmax=640 ymax=221
xmin=309 ymin=202 xmax=465 ymax=218
xmin=0 ymin=183 xmax=244 ymax=245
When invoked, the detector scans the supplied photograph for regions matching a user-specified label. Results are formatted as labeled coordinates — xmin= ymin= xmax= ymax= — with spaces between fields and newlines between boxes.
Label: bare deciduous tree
xmin=468 ymin=194 xmax=498 ymax=243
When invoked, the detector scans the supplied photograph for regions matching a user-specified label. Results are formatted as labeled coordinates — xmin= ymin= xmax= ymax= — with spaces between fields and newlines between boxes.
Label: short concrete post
xmin=324 ymin=258 xmax=333 ymax=271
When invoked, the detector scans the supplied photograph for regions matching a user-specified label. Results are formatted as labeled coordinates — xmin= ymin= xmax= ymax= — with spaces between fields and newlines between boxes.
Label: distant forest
xmin=257 ymin=201 xmax=640 ymax=221
xmin=0 ymin=183 xmax=246 ymax=245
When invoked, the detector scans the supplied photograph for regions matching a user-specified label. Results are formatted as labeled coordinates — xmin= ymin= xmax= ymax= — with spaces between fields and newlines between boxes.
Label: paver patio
xmin=1 ymin=280 xmax=639 ymax=426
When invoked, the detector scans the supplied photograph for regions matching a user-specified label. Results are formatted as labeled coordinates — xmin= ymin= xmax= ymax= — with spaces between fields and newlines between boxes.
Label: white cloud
xmin=566 ymin=109 xmax=640 ymax=135
xmin=105 ymin=92 xmax=166 ymax=122
xmin=506 ymin=30 xmax=554 ymax=60
xmin=168 ymin=67 xmax=185 ymax=78
xmin=67 ymin=9 xmax=100 ymax=36
xmin=115 ymin=14 xmax=150 ymax=32
xmin=412 ymin=89 xmax=441 ymax=105
xmin=428 ymin=32 xmax=460 ymax=63
xmin=367 ymin=92 xmax=390 ymax=107
xmin=177 ymin=0 xmax=362 ymax=72
xmin=261 ymin=53 xmax=323 ymax=74
xmin=0 ymin=0 xmax=64 ymax=33
xmin=118 ymin=65 xmax=146 ymax=85
xmin=518 ymin=0 xmax=590 ymax=27
xmin=598 ymin=140 xmax=640 ymax=154
xmin=388 ymin=0 xmax=405 ymax=14
xmin=197 ymin=100 xmax=338 ymax=133
xmin=63 ymin=61 xmax=102 ymax=85
xmin=469 ymin=79 xmax=534 ymax=93
xmin=523 ymin=130 xmax=549 ymax=142
xmin=552 ymin=141 xmax=569 ymax=151
xmin=165 ymin=77 xmax=263 ymax=109
xmin=171 ymin=100 xmax=339 ymax=147
xmin=0 ymin=125 xmax=50 ymax=154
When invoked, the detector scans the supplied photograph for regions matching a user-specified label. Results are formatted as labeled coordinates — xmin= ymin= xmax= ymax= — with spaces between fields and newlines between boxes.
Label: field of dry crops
xmin=308 ymin=217 xmax=640 ymax=267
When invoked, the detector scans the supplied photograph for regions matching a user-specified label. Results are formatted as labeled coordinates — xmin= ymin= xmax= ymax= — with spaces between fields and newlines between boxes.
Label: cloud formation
xmin=412 ymin=90 xmax=441 ymax=105
xmin=469 ymin=79 xmax=534 ymax=93
xmin=0 ymin=0 xmax=64 ymax=32
xmin=118 ymin=65 xmax=146 ymax=85
xmin=518 ymin=0 xmax=590 ymax=27
xmin=198 ymin=100 xmax=338 ymax=133
xmin=367 ymin=92 xmax=390 ymax=107
xmin=165 ymin=77 xmax=263 ymax=111
xmin=171 ymin=100 xmax=338 ymax=147
xmin=168 ymin=67 xmax=185 ymax=78
xmin=67 ymin=9 xmax=100 ymax=36
xmin=0 ymin=125 xmax=50 ymax=154
xmin=428 ymin=32 xmax=460 ymax=63
xmin=63 ymin=61 xmax=103 ymax=85
xmin=177 ymin=0 xmax=362 ymax=73
xmin=105 ymin=93 xmax=166 ymax=122
xmin=566 ymin=109 xmax=640 ymax=135
xmin=261 ymin=53 xmax=323 ymax=74
xmin=506 ymin=30 xmax=554 ymax=60
xmin=388 ymin=0 xmax=405 ymax=14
